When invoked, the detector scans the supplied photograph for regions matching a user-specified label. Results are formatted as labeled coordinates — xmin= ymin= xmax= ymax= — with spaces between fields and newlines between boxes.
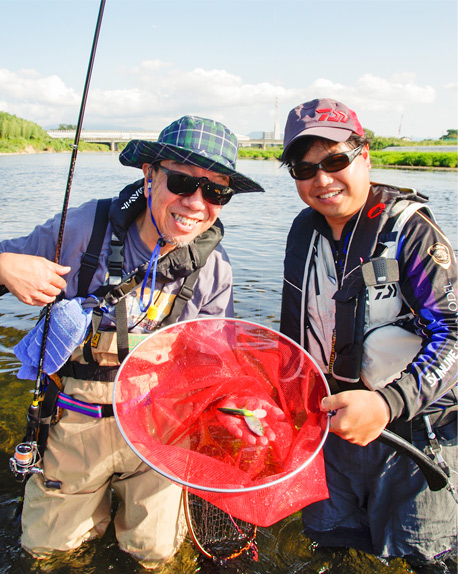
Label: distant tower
xmin=398 ymin=113 xmax=403 ymax=138
xmin=274 ymin=97 xmax=280 ymax=140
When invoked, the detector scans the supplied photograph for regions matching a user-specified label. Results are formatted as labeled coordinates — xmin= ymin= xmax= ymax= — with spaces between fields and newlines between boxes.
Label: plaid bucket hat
xmin=119 ymin=115 xmax=264 ymax=194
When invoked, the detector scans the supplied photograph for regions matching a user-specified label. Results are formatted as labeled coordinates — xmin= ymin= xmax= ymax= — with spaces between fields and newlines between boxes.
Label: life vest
xmin=280 ymin=183 xmax=433 ymax=388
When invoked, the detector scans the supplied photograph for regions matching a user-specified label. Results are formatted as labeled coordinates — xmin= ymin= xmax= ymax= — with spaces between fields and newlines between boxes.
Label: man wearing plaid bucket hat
xmin=280 ymin=98 xmax=457 ymax=570
xmin=0 ymin=115 xmax=263 ymax=568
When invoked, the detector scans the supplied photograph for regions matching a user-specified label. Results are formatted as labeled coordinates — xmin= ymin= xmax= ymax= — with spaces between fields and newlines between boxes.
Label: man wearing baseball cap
xmin=280 ymin=99 xmax=457 ymax=569
xmin=0 ymin=115 xmax=263 ymax=568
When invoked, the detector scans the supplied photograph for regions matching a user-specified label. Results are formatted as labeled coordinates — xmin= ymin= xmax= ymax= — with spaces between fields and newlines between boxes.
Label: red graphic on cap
xmin=316 ymin=108 xmax=349 ymax=123
xmin=368 ymin=203 xmax=386 ymax=219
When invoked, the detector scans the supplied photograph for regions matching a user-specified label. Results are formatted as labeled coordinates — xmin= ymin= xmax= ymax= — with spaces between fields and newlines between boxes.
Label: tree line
xmin=0 ymin=111 xmax=109 ymax=154
xmin=0 ymin=111 xmax=49 ymax=140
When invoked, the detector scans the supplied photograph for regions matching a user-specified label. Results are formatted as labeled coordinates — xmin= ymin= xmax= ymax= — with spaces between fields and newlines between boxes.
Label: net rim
xmin=113 ymin=317 xmax=331 ymax=494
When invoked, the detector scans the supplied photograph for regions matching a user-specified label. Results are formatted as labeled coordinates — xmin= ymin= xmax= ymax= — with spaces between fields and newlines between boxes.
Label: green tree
xmin=0 ymin=111 xmax=50 ymax=142
xmin=440 ymin=129 xmax=457 ymax=141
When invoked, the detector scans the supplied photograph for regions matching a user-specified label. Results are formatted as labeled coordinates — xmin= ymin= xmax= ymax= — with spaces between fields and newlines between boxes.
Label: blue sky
xmin=1 ymin=0 xmax=456 ymax=139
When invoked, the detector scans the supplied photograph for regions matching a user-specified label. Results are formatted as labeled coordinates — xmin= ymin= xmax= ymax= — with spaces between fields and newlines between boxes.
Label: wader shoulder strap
xmin=77 ymin=198 xmax=112 ymax=297
xmin=160 ymin=269 xmax=201 ymax=328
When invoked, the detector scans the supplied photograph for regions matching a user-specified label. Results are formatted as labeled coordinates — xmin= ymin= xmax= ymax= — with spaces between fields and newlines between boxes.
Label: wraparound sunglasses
xmin=157 ymin=164 xmax=234 ymax=205
xmin=289 ymin=145 xmax=364 ymax=180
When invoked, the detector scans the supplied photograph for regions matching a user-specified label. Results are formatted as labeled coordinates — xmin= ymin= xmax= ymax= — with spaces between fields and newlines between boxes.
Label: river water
xmin=0 ymin=154 xmax=456 ymax=574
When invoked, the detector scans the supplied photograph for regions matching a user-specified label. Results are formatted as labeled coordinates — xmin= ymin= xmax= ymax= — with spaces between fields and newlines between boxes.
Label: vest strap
xmin=115 ymin=297 xmax=129 ymax=363
xmin=107 ymin=232 xmax=124 ymax=286
xmin=77 ymin=198 xmax=111 ymax=297
xmin=59 ymin=361 xmax=118 ymax=382
xmin=160 ymin=269 xmax=200 ymax=328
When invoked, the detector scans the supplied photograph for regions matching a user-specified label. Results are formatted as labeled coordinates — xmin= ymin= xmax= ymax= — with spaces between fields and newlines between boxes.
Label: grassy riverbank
xmin=370 ymin=150 xmax=457 ymax=168
xmin=0 ymin=136 xmax=110 ymax=154
xmin=0 ymin=112 xmax=110 ymax=154
xmin=238 ymin=146 xmax=458 ymax=169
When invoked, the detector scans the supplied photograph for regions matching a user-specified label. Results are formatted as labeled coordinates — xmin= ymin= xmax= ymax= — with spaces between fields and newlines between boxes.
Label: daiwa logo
xmin=373 ymin=284 xmax=397 ymax=300
xmin=316 ymin=108 xmax=349 ymax=123
xmin=121 ymin=187 xmax=144 ymax=210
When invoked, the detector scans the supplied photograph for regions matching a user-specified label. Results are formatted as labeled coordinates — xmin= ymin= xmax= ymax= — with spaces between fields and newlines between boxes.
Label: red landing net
xmin=114 ymin=318 xmax=330 ymax=526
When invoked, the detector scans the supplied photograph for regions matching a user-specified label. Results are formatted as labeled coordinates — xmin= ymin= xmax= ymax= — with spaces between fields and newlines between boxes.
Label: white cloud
xmin=303 ymin=73 xmax=435 ymax=111
xmin=0 ymin=68 xmax=79 ymax=105
xmin=0 ymin=65 xmax=447 ymax=137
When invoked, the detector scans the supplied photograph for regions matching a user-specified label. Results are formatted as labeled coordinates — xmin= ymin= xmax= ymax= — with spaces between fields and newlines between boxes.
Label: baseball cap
xmin=282 ymin=98 xmax=365 ymax=160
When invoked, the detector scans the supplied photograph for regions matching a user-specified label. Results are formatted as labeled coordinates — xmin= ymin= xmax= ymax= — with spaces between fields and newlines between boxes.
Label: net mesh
xmin=184 ymin=490 xmax=258 ymax=562
xmin=114 ymin=318 xmax=329 ymax=526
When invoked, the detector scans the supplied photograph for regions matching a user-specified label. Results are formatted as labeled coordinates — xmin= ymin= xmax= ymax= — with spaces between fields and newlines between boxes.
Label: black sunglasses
xmin=289 ymin=145 xmax=364 ymax=180
xmin=157 ymin=164 xmax=234 ymax=206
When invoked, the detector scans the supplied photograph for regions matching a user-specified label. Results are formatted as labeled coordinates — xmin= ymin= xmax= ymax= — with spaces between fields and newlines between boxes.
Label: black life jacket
xmin=280 ymin=183 xmax=429 ymax=382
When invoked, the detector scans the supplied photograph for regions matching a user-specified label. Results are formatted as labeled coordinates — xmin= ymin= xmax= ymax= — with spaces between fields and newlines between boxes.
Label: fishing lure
xmin=218 ymin=407 xmax=267 ymax=437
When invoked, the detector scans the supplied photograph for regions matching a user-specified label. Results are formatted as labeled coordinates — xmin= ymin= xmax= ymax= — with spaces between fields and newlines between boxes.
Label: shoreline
xmin=1 ymin=149 xmax=457 ymax=172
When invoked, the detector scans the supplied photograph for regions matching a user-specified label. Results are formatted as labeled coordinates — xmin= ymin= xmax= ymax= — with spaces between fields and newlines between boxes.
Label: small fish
xmin=217 ymin=407 xmax=266 ymax=437
xmin=218 ymin=407 xmax=266 ymax=418
xmin=243 ymin=414 xmax=265 ymax=437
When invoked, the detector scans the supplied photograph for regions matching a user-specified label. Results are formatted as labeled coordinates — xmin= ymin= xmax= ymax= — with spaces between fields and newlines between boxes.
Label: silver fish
xmin=217 ymin=407 xmax=265 ymax=437
xmin=243 ymin=414 xmax=265 ymax=437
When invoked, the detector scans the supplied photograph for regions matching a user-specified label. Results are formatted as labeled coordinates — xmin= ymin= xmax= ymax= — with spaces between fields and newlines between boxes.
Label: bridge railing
xmin=47 ymin=130 xmax=161 ymax=141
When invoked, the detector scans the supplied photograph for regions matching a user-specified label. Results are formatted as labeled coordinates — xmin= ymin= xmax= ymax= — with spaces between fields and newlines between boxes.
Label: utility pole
xmin=398 ymin=113 xmax=403 ymax=138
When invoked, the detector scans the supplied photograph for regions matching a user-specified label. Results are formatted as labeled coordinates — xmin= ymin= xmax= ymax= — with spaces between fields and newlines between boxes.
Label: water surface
xmin=0 ymin=154 xmax=456 ymax=573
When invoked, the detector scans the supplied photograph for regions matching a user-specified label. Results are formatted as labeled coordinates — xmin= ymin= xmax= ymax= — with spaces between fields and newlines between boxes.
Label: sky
xmin=0 ymin=0 xmax=457 ymax=140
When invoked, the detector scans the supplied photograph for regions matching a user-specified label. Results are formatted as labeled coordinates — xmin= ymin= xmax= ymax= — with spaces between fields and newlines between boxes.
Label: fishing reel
xmin=9 ymin=442 xmax=61 ymax=489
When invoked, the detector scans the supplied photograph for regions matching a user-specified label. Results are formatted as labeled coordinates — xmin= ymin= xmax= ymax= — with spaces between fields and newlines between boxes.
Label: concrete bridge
xmin=47 ymin=129 xmax=282 ymax=151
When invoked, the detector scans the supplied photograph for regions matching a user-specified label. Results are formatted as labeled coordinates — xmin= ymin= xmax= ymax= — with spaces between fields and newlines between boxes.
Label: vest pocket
xmin=361 ymin=324 xmax=422 ymax=390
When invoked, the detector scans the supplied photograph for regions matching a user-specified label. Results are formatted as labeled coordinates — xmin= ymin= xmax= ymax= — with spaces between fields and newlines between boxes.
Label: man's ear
xmin=362 ymin=145 xmax=372 ymax=170
xmin=142 ymin=163 xmax=153 ymax=179
xmin=142 ymin=163 xmax=153 ymax=197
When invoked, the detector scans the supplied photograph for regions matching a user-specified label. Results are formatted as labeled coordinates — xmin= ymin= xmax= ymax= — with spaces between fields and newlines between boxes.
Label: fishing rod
xmin=10 ymin=0 xmax=106 ymax=486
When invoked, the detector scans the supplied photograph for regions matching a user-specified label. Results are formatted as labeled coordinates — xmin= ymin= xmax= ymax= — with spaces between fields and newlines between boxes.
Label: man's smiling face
xmin=142 ymin=160 xmax=228 ymax=248
xmin=294 ymin=140 xmax=372 ymax=239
